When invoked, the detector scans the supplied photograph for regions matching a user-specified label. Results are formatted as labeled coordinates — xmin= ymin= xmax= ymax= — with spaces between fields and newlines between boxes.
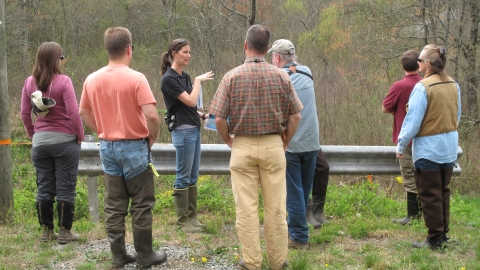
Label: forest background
xmin=3 ymin=0 xmax=480 ymax=193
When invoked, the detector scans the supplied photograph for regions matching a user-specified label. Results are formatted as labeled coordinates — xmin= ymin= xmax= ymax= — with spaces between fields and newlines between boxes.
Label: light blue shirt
xmin=283 ymin=63 xmax=321 ymax=153
xmin=397 ymin=81 xmax=461 ymax=163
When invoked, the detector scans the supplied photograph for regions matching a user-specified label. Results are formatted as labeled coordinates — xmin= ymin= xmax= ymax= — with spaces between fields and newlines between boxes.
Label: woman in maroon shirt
xmin=21 ymin=42 xmax=84 ymax=244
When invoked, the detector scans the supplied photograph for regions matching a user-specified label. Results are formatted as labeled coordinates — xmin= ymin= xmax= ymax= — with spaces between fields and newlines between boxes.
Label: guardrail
xmin=79 ymin=142 xmax=463 ymax=222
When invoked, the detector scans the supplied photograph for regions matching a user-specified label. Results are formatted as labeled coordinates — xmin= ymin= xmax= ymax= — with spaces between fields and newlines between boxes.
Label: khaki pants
xmin=399 ymin=146 xmax=416 ymax=193
xmin=230 ymin=135 xmax=288 ymax=270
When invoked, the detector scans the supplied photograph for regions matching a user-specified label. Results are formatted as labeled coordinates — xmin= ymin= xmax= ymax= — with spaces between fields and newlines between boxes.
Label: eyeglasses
xmin=418 ymin=58 xmax=424 ymax=63
xmin=59 ymin=55 xmax=65 ymax=60
xmin=126 ymin=44 xmax=135 ymax=51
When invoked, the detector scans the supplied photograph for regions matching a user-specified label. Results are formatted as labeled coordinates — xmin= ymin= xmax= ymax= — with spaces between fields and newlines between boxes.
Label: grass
xmin=1 ymin=145 xmax=479 ymax=269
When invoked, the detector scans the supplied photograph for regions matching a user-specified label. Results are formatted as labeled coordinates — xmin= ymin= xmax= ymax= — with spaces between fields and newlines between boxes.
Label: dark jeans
xmin=32 ymin=140 xmax=81 ymax=203
xmin=414 ymin=158 xmax=454 ymax=171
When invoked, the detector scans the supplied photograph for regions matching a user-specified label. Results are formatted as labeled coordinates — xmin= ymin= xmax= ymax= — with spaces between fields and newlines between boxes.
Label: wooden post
xmin=0 ymin=0 xmax=14 ymax=223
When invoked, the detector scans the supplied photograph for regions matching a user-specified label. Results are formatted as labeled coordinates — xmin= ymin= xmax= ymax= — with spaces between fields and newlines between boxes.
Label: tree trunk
xmin=0 ymin=0 xmax=14 ymax=223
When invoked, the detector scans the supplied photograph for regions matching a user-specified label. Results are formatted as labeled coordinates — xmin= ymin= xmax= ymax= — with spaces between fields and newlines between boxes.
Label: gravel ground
xmin=50 ymin=239 xmax=239 ymax=270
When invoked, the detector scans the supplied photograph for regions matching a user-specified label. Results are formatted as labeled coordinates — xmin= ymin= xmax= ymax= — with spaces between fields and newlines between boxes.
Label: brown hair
xmin=104 ymin=27 xmax=132 ymax=60
xmin=422 ymin=44 xmax=448 ymax=81
xmin=246 ymin=24 xmax=270 ymax=53
xmin=160 ymin=39 xmax=189 ymax=75
xmin=401 ymin=50 xmax=419 ymax=72
xmin=32 ymin=42 xmax=63 ymax=92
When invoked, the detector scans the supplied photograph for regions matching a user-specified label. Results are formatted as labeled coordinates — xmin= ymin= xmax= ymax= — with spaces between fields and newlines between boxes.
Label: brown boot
xmin=57 ymin=201 xmax=80 ymax=244
xmin=414 ymin=169 xmax=444 ymax=245
xmin=36 ymin=201 xmax=58 ymax=242
xmin=58 ymin=226 xmax=80 ymax=244
xmin=188 ymin=185 xmax=206 ymax=228
xmin=174 ymin=188 xmax=202 ymax=233
xmin=441 ymin=166 xmax=453 ymax=237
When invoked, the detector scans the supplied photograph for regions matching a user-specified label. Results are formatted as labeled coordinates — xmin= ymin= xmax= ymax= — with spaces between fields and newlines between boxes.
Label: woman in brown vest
xmin=395 ymin=44 xmax=461 ymax=250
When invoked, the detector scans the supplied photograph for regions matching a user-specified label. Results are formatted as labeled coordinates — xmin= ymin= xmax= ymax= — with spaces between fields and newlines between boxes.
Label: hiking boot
xmin=41 ymin=225 xmax=58 ymax=242
xmin=288 ymin=238 xmax=310 ymax=250
xmin=58 ymin=226 xmax=80 ymax=244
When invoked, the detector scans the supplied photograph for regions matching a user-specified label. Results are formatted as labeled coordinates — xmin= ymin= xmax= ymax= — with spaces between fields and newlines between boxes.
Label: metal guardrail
xmin=79 ymin=142 xmax=463 ymax=222
xmin=79 ymin=143 xmax=463 ymax=176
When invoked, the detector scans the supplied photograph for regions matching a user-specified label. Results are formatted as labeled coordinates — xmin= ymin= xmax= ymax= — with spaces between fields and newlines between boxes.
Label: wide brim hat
xmin=31 ymin=90 xmax=56 ymax=117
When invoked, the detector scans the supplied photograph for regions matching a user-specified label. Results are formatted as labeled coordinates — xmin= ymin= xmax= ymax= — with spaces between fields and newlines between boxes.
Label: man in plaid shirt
xmin=209 ymin=24 xmax=303 ymax=270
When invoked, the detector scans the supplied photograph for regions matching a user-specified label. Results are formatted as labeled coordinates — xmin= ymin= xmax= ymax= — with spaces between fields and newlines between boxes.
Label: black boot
xmin=393 ymin=192 xmax=421 ymax=225
xmin=133 ymin=230 xmax=167 ymax=269
xmin=306 ymin=198 xmax=322 ymax=229
xmin=412 ymin=235 xmax=444 ymax=250
xmin=36 ymin=201 xmax=57 ymax=242
xmin=57 ymin=201 xmax=79 ymax=244
xmin=108 ymin=231 xmax=137 ymax=267
xmin=312 ymin=150 xmax=330 ymax=226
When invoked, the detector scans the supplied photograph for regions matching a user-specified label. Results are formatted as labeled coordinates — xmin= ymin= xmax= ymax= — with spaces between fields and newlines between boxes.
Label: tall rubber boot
xmin=312 ymin=149 xmax=329 ymax=225
xmin=57 ymin=201 xmax=80 ymax=244
xmin=441 ymin=166 xmax=453 ymax=242
xmin=173 ymin=188 xmax=202 ymax=233
xmin=306 ymin=198 xmax=322 ymax=229
xmin=413 ymin=169 xmax=444 ymax=249
xmin=108 ymin=231 xmax=137 ymax=267
xmin=36 ymin=201 xmax=57 ymax=242
xmin=392 ymin=192 xmax=421 ymax=225
xmin=188 ymin=185 xmax=206 ymax=228
xmin=126 ymin=169 xmax=167 ymax=268
xmin=133 ymin=230 xmax=167 ymax=269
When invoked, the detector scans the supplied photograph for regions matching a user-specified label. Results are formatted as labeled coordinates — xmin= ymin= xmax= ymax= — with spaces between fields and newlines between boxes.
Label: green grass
xmin=1 ymin=145 xmax=479 ymax=269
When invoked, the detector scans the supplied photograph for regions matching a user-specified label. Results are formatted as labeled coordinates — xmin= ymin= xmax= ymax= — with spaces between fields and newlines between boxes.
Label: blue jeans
xmin=172 ymin=127 xmax=201 ymax=189
xmin=99 ymin=139 xmax=149 ymax=180
xmin=414 ymin=158 xmax=454 ymax=171
xmin=285 ymin=150 xmax=318 ymax=243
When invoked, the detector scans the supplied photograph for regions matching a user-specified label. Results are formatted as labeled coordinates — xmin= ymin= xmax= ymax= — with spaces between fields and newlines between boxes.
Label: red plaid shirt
xmin=209 ymin=56 xmax=303 ymax=136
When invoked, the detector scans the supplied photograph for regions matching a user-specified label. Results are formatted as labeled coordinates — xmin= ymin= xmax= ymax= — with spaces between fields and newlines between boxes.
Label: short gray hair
xmin=274 ymin=52 xmax=297 ymax=62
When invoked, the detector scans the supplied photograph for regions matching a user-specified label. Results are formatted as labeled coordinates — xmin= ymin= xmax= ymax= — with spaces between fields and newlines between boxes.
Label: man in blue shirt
xmin=269 ymin=39 xmax=320 ymax=250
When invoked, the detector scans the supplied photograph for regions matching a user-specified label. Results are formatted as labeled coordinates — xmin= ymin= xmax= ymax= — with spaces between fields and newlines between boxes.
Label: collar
xmin=281 ymin=62 xmax=296 ymax=69
xmin=244 ymin=56 xmax=265 ymax=64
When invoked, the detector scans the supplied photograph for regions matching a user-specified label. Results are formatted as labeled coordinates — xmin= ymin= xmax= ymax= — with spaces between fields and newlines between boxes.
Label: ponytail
xmin=160 ymin=52 xmax=172 ymax=75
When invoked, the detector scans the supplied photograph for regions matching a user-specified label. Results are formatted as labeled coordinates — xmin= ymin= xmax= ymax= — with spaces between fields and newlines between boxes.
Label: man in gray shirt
xmin=269 ymin=39 xmax=320 ymax=250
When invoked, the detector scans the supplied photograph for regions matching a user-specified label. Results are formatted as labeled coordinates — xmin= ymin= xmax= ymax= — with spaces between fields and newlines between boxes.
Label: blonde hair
xmin=422 ymin=44 xmax=448 ymax=81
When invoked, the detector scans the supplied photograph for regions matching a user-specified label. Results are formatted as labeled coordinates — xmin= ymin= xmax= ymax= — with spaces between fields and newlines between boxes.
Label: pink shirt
xmin=382 ymin=73 xmax=422 ymax=144
xmin=80 ymin=65 xmax=156 ymax=141
xmin=21 ymin=75 xmax=85 ymax=141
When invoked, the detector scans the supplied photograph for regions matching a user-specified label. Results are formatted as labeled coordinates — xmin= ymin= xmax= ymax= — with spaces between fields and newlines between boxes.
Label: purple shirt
xmin=382 ymin=73 xmax=422 ymax=144
xmin=21 ymin=75 xmax=84 ymax=141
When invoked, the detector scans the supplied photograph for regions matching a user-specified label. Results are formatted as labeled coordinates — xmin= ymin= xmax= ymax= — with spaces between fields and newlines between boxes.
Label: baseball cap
xmin=267 ymin=39 xmax=295 ymax=55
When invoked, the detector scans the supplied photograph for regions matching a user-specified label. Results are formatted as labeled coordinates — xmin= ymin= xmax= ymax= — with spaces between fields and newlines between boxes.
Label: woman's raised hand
xmin=196 ymin=71 xmax=214 ymax=82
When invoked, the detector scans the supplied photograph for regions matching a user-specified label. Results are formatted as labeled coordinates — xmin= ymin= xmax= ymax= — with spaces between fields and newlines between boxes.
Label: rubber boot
xmin=36 ymin=201 xmax=58 ymax=242
xmin=414 ymin=169 xmax=445 ymax=248
xmin=108 ymin=231 xmax=137 ymax=267
xmin=306 ymin=198 xmax=322 ymax=229
xmin=312 ymin=150 xmax=329 ymax=225
xmin=133 ymin=230 xmax=167 ymax=269
xmin=392 ymin=192 xmax=421 ymax=225
xmin=104 ymin=173 xmax=129 ymax=232
xmin=188 ymin=185 xmax=206 ymax=228
xmin=412 ymin=235 xmax=444 ymax=250
xmin=173 ymin=188 xmax=203 ymax=233
xmin=57 ymin=201 xmax=80 ymax=244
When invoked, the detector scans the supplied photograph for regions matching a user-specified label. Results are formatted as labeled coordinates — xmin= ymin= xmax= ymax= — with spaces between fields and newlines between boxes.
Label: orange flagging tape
xmin=0 ymin=139 xmax=32 ymax=145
